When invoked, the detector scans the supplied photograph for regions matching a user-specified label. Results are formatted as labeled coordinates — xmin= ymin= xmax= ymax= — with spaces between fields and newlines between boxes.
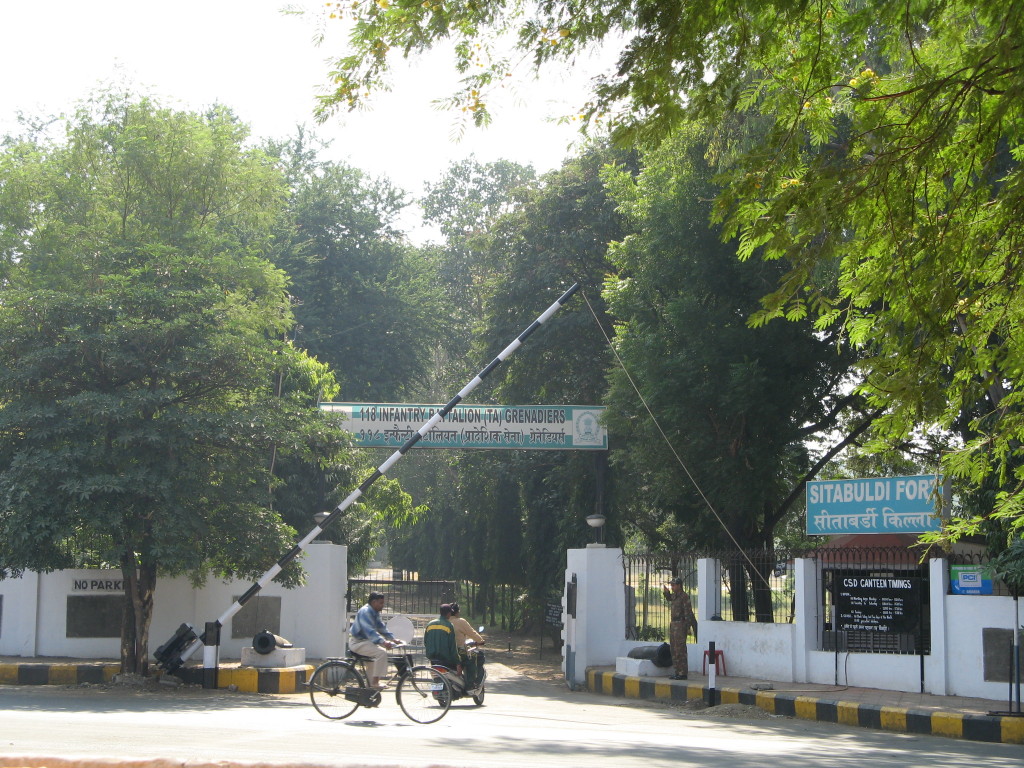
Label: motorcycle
xmin=432 ymin=628 xmax=487 ymax=706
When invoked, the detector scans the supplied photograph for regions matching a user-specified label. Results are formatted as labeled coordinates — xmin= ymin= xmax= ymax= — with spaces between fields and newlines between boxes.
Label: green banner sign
xmin=320 ymin=403 xmax=607 ymax=450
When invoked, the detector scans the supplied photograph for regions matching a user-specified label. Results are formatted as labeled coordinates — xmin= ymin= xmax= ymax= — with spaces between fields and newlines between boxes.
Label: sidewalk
xmin=587 ymin=666 xmax=1024 ymax=745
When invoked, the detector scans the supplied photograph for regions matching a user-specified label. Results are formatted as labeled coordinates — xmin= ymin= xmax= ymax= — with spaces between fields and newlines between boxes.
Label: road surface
xmin=0 ymin=664 xmax=1019 ymax=768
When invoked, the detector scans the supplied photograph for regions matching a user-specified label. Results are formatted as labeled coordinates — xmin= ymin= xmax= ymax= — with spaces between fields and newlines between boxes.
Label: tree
xmin=389 ymin=145 xmax=633 ymax=623
xmin=602 ymin=124 xmax=867 ymax=619
xmin=266 ymin=130 xmax=445 ymax=403
xmin=0 ymin=94 xmax=353 ymax=675
xmin=308 ymin=0 xmax=1024 ymax=542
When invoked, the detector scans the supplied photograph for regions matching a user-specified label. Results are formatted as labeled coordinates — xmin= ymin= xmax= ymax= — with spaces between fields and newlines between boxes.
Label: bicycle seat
xmin=349 ymin=650 xmax=377 ymax=662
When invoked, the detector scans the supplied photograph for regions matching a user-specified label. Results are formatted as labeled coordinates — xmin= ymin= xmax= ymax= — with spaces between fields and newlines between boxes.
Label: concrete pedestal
xmin=240 ymin=646 xmax=307 ymax=668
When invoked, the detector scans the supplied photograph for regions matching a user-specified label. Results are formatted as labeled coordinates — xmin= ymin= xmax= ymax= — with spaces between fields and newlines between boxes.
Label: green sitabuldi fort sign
xmin=320 ymin=403 xmax=607 ymax=450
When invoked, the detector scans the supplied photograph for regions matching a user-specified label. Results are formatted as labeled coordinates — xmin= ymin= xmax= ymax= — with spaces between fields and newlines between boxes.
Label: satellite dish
xmin=386 ymin=615 xmax=415 ymax=644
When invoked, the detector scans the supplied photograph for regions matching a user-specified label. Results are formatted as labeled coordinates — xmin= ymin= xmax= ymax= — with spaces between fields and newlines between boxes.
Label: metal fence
xmin=623 ymin=550 xmax=798 ymax=641
xmin=622 ymin=553 xmax=700 ymax=642
xmin=346 ymin=578 xmax=457 ymax=615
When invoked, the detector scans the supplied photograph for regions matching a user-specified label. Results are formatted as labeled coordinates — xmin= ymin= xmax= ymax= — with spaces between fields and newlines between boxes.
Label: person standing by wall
xmin=662 ymin=577 xmax=697 ymax=680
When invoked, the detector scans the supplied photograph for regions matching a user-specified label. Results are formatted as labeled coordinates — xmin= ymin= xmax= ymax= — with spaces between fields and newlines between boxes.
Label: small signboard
xmin=834 ymin=575 xmax=922 ymax=634
xmin=806 ymin=475 xmax=942 ymax=535
xmin=545 ymin=602 xmax=564 ymax=629
xmin=950 ymin=564 xmax=993 ymax=595
xmin=320 ymin=403 xmax=608 ymax=450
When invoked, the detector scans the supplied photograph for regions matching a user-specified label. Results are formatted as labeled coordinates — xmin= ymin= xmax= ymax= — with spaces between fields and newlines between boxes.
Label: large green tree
xmin=603 ymin=125 xmax=868 ymax=618
xmin=0 ymin=94 xmax=353 ymax=675
xmin=307 ymin=0 xmax=1024 ymax=542
xmin=267 ymin=130 xmax=444 ymax=402
xmin=263 ymin=131 xmax=435 ymax=568
xmin=388 ymin=146 xmax=630 ymax=621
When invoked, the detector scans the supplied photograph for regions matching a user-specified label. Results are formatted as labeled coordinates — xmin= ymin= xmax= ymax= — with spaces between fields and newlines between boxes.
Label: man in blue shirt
xmin=348 ymin=591 xmax=397 ymax=688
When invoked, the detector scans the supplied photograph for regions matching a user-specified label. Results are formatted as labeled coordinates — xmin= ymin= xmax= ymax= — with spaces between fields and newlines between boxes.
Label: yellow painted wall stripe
xmin=1001 ymin=715 xmax=1024 ymax=745
xmin=624 ymin=677 xmax=640 ymax=698
xmin=755 ymin=691 xmax=776 ymax=713
xmin=794 ymin=696 xmax=818 ymax=720
xmin=718 ymin=688 xmax=739 ymax=705
xmin=837 ymin=701 xmax=860 ymax=726
xmin=930 ymin=711 xmax=964 ymax=739
xmin=879 ymin=706 xmax=907 ymax=732
xmin=0 ymin=666 xmax=18 ymax=685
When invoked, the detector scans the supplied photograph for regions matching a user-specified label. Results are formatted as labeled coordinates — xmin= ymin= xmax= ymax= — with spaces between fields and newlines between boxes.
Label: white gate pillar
xmin=563 ymin=547 xmax=625 ymax=689
xmin=925 ymin=557 xmax=949 ymax=695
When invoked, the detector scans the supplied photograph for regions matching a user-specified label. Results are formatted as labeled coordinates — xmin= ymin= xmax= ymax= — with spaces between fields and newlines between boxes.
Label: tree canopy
xmin=603 ymin=125 xmax=874 ymax=616
xmin=0 ymin=94 xmax=355 ymax=673
xmin=310 ymin=0 xmax=1024 ymax=543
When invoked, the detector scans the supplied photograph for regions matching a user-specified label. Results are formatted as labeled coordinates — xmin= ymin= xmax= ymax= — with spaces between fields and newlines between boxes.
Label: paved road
xmin=0 ymin=665 xmax=1020 ymax=768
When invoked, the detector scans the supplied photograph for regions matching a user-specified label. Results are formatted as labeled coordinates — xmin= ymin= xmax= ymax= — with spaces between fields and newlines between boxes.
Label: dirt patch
xmin=482 ymin=626 xmax=566 ymax=684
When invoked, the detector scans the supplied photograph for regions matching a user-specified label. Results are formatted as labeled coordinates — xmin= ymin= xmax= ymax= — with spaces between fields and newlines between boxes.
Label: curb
xmin=0 ymin=662 xmax=119 ymax=686
xmin=0 ymin=662 xmax=312 ymax=694
xmin=586 ymin=669 xmax=1024 ymax=745
xmin=178 ymin=664 xmax=313 ymax=694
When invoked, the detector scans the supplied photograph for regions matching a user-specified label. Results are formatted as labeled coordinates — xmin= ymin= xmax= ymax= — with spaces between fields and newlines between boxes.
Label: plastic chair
xmin=702 ymin=649 xmax=726 ymax=676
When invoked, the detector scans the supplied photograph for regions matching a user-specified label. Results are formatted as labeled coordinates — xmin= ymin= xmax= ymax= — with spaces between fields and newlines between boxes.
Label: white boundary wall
xmin=566 ymin=548 xmax=1023 ymax=701
xmin=0 ymin=542 xmax=348 ymax=661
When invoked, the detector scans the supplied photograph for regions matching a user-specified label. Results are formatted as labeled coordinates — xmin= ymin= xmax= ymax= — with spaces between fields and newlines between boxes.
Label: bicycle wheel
xmin=309 ymin=660 xmax=365 ymax=720
xmin=396 ymin=665 xmax=452 ymax=724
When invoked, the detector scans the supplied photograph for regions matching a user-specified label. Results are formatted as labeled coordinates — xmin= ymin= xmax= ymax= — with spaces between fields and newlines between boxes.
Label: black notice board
xmin=834 ymin=575 xmax=922 ymax=634
xmin=545 ymin=602 xmax=563 ymax=628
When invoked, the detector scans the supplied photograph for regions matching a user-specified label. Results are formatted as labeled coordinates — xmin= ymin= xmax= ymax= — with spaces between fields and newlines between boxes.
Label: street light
xmin=313 ymin=511 xmax=331 ymax=526
xmin=585 ymin=513 xmax=606 ymax=547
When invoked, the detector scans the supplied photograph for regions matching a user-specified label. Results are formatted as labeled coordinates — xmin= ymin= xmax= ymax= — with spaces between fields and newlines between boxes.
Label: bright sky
xmin=0 ymin=1 xmax=602 ymax=237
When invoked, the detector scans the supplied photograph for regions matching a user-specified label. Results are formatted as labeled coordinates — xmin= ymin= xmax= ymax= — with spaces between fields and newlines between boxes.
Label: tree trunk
xmin=121 ymin=558 xmax=157 ymax=676
xmin=727 ymin=558 xmax=749 ymax=622
xmin=749 ymin=558 xmax=776 ymax=623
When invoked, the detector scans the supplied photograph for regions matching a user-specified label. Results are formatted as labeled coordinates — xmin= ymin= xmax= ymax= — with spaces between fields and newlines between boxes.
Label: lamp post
xmin=585 ymin=513 xmax=606 ymax=548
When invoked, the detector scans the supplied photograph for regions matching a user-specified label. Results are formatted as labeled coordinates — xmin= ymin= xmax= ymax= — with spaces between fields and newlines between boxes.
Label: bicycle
xmin=307 ymin=643 xmax=453 ymax=724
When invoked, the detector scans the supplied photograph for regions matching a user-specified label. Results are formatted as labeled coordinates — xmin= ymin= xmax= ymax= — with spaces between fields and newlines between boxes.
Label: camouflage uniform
xmin=666 ymin=588 xmax=696 ymax=678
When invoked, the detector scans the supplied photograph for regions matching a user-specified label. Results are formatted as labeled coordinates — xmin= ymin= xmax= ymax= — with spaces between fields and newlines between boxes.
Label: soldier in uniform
xmin=663 ymin=576 xmax=697 ymax=680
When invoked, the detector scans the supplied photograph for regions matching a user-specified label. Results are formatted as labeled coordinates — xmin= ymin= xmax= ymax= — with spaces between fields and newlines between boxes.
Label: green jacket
xmin=423 ymin=617 xmax=460 ymax=669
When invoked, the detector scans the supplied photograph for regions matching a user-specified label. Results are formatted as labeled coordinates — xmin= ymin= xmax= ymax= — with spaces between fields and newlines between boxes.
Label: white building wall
xmin=0 ymin=570 xmax=39 ymax=656
xmin=945 ymin=593 xmax=1020 ymax=700
xmin=580 ymin=554 xmax=1020 ymax=701
xmin=564 ymin=547 xmax=626 ymax=688
xmin=0 ymin=543 xmax=348 ymax=661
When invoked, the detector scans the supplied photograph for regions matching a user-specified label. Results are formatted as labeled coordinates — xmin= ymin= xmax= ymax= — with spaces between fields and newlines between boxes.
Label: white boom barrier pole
xmin=157 ymin=283 xmax=581 ymax=672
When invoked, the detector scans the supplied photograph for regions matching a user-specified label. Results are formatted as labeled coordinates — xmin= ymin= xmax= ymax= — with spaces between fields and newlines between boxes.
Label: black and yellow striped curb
xmin=178 ymin=664 xmax=313 ymax=694
xmin=0 ymin=662 xmax=119 ymax=686
xmin=587 ymin=669 xmax=1024 ymax=745
xmin=0 ymin=662 xmax=312 ymax=694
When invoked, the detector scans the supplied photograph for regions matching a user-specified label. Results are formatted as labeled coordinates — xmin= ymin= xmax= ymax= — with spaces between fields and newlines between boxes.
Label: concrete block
xmin=240 ymin=646 xmax=307 ymax=668
xmin=615 ymin=656 xmax=671 ymax=677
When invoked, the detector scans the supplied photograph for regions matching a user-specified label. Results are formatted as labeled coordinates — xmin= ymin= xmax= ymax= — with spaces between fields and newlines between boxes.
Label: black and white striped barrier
xmin=156 ymin=283 xmax=581 ymax=677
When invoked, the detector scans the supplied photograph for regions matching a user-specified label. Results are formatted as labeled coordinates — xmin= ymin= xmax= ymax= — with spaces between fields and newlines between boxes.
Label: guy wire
xmin=579 ymin=288 xmax=773 ymax=591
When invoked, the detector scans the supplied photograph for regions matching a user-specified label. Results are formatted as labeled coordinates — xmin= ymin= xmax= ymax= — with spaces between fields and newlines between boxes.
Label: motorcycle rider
xmin=449 ymin=602 xmax=485 ymax=689
xmin=423 ymin=603 xmax=462 ymax=679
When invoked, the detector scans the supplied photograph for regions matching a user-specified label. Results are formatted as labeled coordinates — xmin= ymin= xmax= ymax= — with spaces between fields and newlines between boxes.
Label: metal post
xmin=202 ymin=621 xmax=220 ymax=689
xmin=707 ymin=640 xmax=717 ymax=706
xmin=157 ymin=283 xmax=581 ymax=672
